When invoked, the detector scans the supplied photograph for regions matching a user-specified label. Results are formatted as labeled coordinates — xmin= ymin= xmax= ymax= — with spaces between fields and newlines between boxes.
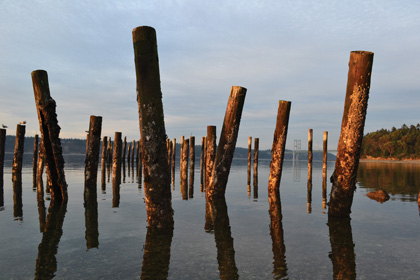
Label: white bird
xmin=1 ymin=124 xmax=7 ymax=128
xmin=19 ymin=121 xmax=26 ymax=125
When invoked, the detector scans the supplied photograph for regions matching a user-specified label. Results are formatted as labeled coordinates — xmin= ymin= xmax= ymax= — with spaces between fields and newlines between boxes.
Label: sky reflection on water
xmin=0 ymin=159 xmax=419 ymax=279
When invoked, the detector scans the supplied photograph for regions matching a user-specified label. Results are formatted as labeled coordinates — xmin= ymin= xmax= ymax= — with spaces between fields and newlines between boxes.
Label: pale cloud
xmin=1 ymin=0 xmax=419 ymax=150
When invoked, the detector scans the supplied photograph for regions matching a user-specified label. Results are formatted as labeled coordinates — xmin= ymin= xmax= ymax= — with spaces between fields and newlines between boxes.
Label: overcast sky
xmin=1 ymin=0 xmax=419 ymax=150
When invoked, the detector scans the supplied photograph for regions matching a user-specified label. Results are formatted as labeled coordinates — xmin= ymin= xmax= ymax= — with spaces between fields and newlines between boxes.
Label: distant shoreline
xmin=360 ymin=157 xmax=420 ymax=164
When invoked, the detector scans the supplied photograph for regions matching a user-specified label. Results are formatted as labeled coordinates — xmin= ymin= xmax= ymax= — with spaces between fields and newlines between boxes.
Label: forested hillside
xmin=361 ymin=124 xmax=420 ymax=159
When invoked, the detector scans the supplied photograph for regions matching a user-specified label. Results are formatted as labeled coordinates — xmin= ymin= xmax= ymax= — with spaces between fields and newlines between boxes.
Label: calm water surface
xmin=1 ymin=159 xmax=419 ymax=279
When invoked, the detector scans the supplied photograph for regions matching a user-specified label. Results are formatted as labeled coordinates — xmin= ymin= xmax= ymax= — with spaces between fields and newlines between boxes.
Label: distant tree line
xmin=361 ymin=124 xmax=420 ymax=159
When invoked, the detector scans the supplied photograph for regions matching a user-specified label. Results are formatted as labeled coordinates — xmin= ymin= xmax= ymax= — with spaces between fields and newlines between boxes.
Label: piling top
xmin=351 ymin=50 xmax=374 ymax=56
xmin=132 ymin=26 xmax=156 ymax=43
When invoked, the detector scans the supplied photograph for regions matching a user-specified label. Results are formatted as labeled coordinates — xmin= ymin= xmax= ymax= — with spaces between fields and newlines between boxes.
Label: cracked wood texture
xmin=133 ymin=26 xmax=173 ymax=229
xmin=329 ymin=51 xmax=374 ymax=217
xmin=268 ymin=100 xmax=291 ymax=193
xmin=85 ymin=115 xmax=102 ymax=188
xmin=12 ymin=124 xmax=25 ymax=182
xmin=32 ymin=70 xmax=68 ymax=202
xmin=207 ymin=86 xmax=247 ymax=200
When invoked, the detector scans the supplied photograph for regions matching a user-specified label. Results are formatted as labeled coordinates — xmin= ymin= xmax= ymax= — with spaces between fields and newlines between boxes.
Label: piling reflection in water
xmin=140 ymin=226 xmax=173 ymax=280
xmin=37 ymin=179 xmax=46 ymax=232
xmin=328 ymin=216 xmax=356 ymax=280
xmin=268 ymin=188 xmax=288 ymax=279
xmin=13 ymin=175 xmax=23 ymax=220
xmin=84 ymin=184 xmax=99 ymax=249
xmin=206 ymin=196 xmax=239 ymax=280
xmin=35 ymin=200 xmax=67 ymax=280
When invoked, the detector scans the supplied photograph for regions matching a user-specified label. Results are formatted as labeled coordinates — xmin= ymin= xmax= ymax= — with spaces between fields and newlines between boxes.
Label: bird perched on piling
xmin=19 ymin=121 xmax=26 ymax=125
xmin=1 ymin=124 xmax=7 ymax=128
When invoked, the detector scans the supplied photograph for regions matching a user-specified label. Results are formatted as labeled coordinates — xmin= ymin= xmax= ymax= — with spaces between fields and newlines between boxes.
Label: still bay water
xmin=1 ymin=158 xmax=419 ymax=279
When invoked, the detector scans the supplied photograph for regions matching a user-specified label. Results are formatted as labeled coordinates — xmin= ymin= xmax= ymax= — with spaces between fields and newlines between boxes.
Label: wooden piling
xmin=101 ymin=136 xmax=108 ymax=192
xmin=133 ymin=26 xmax=173 ymax=228
xmin=112 ymin=132 xmax=122 ymax=207
xmin=12 ymin=124 xmax=26 ymax=182
xmin=200 ymin=137 xmax=205 ymax=191
xmin=85 ymin=116 xmax=102 ymax=188
xmin=167 ymin=139 xmax=172 ymax=176
xmin=131 ymin=140 xmax=136 ymax=167
xmin=207 ymin=86 xmax=247 ymax=199
xmin=107 ymin=138 xmax=113 ymax=167
xmin=112 ymin=132 xmax=122 ymax=185
xmin=267 ymin=101 xmax=291 ymax=193
xmin=37 ymin=139 xmax=45 ymax=189
xmin=322 ymin=131 xmax=328 ymax=178
xmin=180 ymin=136 xmax=184 ymax=169
xmin=247 ymin=136 xmax=252 ymax=186
xmin=205 ymin=126 xmax=217 ymax=191
xmin=32 ymin=69 xmax=68 ymax=202
xmin=180 ymin=138 xmax=189 ymax=199
xmin=172 ymin=138 xmax=176 ymax=187
xmin=329 ymin=51 xmax=374 ymax=217
xmin=253 ymin=138 xmax=259 ymax=188
xmin=0 ymin=128 xmax=5 ymax=208
xmin=122 ymin=136 xmax=127 ymax=163
xmin=33 ymin=134 xmax=39 ymax=188
xmin=189 ymin=136 xmax=195 ymax=199
xmin=308 ymin=129 xmax=313 ymax=181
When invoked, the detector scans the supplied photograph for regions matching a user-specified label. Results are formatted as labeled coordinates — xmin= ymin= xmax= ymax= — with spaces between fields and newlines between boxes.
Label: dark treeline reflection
xmin=84 ymin=184 xmax=99 ymax=249
xmin=35 ymin=200 xmax=67 ymax=280
xmin=268 ymin=188 xmax=288 ymax=279
xmin=328 ymin=216 xmax=356 ymax=280
xmin=206 ymin=196 xmax=239 ymax=280
xmin=358 ymin=161 xmax=420 ymax=201
xmin=141 ymin=226 xmax=173 ymax=279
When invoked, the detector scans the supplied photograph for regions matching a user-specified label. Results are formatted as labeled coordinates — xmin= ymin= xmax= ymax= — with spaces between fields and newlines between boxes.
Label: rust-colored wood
xmin=207 ymin=86 xmax=247 ymax=199
xmin=205 ymin=126 xmax=217 ymax=192
xmin=85 ymin=116 xmax=102 ymax=188
xmin=32 ymin=70 xmax=68 ymax=202
xmin=133 ymin=26 xmax=173 ymax=228
xmin=268 ymin=101 xmax=291 ymax=193
xmin=122 ymin=136 xmax=127 ymax=162
xmin=329 ymin=51 xmax=374 ymax=217
xmin=180 ymin=138 xmax=189 ymax=200
xmin=172 ymin=138 xmax=176 ymax=187
xmin=189 ymin=136 xmax=195 ymax=199
xmin=200 ymin=137 xmax=205 ymax=190
xmin=323 ymin=131 xmax=328 ymax=178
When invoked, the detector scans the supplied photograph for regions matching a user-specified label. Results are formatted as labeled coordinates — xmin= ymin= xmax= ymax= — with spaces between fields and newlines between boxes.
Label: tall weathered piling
xmin=205 ymin=126 xmax=217 ymax=191
xmin=180 ymin=136 xmax=184 ymax=169
xmin=267 ymin=101 xmax=291 ymax=192
xmin=253 ymin=138 xmax=259 ymax=188
xmin=12 ymin=124 xmax=26 ymax=182
xmin=133 ymin=26 xmax=173 ymax=228
xmin=329 ymin=51 xmax=374 ymax=217
xmin=85 ymin=116 xmax=102 ymax=188
xmin=32 ymin=70 xmax=68 ymax=201
xmin=33 ymin=134 xmax=39 ymax=188
xmin=247 ymin=136 xmax=252 ymax=187
xmin=172 ymin=138 xmax=176 ymax=187
xmin=180 ymin=138 xmax=189 ymax=200
xmin=131 ymin=140 xmax=136 ymax=167
xmin=189 ymin=136 xmax=195 ymax=198
xmin=101 ymin=136 xmax=108 ymax=192
xmin=167 ymin=139 xmax=172 ymax=176
xmin=0 ymin=128 xmax=5 ymax=209
xmin=36 ymin=140 xmax=45 ymax=188
xmin=207 ymin=86 xmax=247 ymax=199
